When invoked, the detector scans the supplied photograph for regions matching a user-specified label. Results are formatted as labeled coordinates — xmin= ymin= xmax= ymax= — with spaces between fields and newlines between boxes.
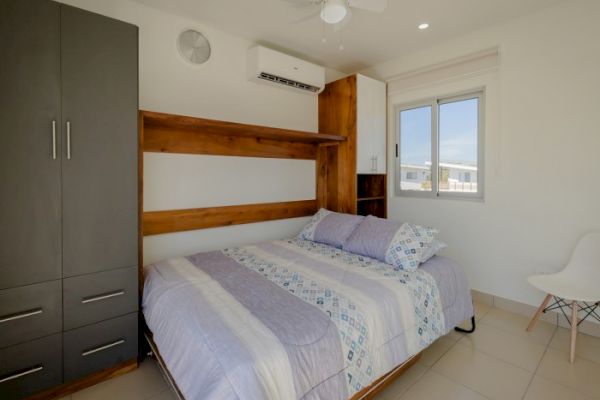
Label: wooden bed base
xmin=144 ymin=329 xmax=421 ymax=400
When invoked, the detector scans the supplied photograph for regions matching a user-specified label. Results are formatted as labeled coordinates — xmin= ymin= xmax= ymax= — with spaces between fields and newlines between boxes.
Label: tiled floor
xmin=59 ymin=302 xmax=600 ymax=400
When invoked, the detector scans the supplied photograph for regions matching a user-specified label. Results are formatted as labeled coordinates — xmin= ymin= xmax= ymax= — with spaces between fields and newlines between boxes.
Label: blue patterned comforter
xmin=143 ymin=239 xmax=473 ymax=400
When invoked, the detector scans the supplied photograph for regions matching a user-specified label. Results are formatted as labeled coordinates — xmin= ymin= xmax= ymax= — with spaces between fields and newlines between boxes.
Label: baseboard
xmin=471 ymin=289 xmax=600 ymax=338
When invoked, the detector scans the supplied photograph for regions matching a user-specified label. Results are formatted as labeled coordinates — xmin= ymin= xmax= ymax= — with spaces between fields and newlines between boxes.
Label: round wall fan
xmin=177 ymin=29 xmax=211 ymax=65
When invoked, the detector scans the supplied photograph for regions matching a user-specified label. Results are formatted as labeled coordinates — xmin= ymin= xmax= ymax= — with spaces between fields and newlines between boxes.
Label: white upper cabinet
xmin=356 ymin=74 xmax=386 ymax=174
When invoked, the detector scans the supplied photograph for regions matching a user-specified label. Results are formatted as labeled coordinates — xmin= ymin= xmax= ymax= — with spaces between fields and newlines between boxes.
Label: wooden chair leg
xmin=570 ymin=301 xmax=578 ymax=363
xmin=527 ymin=294 xmax=552 ymax=332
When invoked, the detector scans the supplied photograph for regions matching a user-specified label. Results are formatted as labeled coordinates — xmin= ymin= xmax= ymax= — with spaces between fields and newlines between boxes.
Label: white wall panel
xmin=144 ymin=154 xmax=315 ymax=211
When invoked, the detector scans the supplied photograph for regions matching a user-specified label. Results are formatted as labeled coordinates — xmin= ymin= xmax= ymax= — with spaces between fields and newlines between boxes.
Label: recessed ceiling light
xmin=418 ymin=23 xmax=429 ymax=30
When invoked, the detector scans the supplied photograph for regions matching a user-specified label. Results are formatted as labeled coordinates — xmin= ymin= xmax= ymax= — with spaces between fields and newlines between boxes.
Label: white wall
xmin=363 ymin=0 xmax=600 ymax=308
xmin=57 ymin=0 xmax=331 ymax=263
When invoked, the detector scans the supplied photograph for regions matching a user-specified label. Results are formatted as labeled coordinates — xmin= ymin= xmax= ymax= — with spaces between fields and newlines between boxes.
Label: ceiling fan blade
xmin=347 ymin=0 xmax=387 ymax=13
xmin=290 ymin=9 xmax=321 ymax=24
xmin=281 ymin=0 xmax=322 ymax=8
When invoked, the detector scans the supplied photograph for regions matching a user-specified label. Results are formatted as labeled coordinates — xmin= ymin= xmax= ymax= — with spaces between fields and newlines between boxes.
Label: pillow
xmin=298 ymin=208 xmax=364 ymax=248
xmin=419 ymin=239 xmax=447 ymax=263
xmin=343 ymin=215 xmax=439 ymax=271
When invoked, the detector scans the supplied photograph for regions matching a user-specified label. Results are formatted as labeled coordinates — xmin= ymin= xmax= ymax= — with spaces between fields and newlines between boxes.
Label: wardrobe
xmin=0 ymin=1 xmax=138 ymax=398
xmin=318 ymin=74 xmax=387 ymax=218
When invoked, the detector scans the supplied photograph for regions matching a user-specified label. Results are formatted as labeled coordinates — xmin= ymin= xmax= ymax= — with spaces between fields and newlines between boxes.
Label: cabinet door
xmin=0 ymin=0 xmax=62 ymax=289
xmin=61 ymin=5 xmax=138 ymax=277
xmin=356 ymin=75 xmax=373 ymax=174
xmin=356 ymin=75 xmax=387 ymax=174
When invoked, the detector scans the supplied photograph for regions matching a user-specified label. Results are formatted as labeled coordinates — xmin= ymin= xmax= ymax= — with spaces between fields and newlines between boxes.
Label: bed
xmin=142 ymin=238 xmax=473 ymax=400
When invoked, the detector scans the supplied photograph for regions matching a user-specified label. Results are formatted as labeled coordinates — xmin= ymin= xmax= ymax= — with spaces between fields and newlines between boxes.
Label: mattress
xmin=142 ymin=238 xmax=473 ymax=400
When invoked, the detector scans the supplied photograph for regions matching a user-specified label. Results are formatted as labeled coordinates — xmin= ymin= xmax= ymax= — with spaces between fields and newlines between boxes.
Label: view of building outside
xmin=400 ymin=162 xmax=478 ymax=192
xmin=399 ymin=96 xmax=479 ymax=194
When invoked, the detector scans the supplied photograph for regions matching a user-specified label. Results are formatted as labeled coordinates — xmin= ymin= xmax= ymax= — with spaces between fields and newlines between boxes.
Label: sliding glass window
xmin=395 ymin=91 xmax=484 ymax=199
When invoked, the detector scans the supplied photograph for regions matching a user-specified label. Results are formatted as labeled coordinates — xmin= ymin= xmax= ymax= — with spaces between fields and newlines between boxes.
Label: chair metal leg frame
xmin=541 ymin=296 xmax=600 ymax=326
xmin=454 ymin=315 xmax=476 ymax=334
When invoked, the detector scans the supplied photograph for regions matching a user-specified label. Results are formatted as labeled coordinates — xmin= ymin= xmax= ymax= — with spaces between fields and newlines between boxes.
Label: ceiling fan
xmin=286 ymin=0 xmax=387 ymax=25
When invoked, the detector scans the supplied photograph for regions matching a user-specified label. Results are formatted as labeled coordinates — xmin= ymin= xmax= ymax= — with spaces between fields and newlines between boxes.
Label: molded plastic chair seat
xmin=528 ymin=272 xmax=600 ymax=303
xmin=526 ymin=232 xmax=600 ymax=363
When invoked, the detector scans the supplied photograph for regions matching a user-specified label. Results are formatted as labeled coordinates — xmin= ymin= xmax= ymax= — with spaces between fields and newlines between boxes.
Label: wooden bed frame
xmin=138 ymin=110 xmax=347 ymax=236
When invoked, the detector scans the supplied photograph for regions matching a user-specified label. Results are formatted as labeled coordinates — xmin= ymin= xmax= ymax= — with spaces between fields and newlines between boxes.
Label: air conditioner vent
xmin=247 ymin=46 xmax=325 ymax=94
xmin=258 ymin=72 xmax=320 ymax=93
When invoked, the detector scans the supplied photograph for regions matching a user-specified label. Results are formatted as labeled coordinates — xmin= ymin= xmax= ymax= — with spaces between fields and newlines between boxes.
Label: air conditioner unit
xmin=247 ymin=46 xmax=325 ymax=94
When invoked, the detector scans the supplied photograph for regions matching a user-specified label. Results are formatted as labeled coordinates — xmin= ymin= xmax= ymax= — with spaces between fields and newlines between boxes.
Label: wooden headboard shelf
xmin=141 ymin=110 xmax=345 ymax=160
xmin=143 ymin=200 xmax=317 ymax=235
xmin=139 ymin=110 xmax=348 ymax=243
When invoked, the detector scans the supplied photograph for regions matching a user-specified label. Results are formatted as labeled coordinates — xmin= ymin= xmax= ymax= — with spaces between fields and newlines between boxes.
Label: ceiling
xmin=133 ymin=0 xmax=564 ymax=73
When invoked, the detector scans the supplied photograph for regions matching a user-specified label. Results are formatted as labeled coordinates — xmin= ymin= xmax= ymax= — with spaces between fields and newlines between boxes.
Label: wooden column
xmin=318 ymin=75 xmax=357 ymax=214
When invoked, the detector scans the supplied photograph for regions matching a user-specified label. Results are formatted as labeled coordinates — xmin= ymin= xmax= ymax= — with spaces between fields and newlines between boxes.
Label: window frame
xmin=394 ymin=89 xmax=485 ymax=201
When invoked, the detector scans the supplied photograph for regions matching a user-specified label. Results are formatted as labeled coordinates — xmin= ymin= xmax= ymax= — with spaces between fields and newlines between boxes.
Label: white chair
xmin=526 ymin=232 xmax=600 ymax=363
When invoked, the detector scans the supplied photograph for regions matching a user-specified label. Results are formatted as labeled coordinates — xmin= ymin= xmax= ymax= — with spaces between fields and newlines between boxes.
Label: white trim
xmin=394 ymin=90 xmax=485 ymax=201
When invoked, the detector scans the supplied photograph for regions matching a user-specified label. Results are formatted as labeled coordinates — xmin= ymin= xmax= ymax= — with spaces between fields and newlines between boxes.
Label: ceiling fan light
xmin=320 ymin=0 xmax=347 ymax=24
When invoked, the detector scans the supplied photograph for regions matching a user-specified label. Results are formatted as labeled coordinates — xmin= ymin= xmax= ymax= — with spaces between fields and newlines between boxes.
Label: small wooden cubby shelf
xmin=357 ymin=174 xmax=387 ymax=218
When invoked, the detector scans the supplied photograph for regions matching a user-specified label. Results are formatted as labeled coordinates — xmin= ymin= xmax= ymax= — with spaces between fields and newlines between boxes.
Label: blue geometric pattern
xmin=291 ymin=239 xmax=445 ymax=350
xmin=223 ymin=244 xmax=374 ymax=394
xmin=222 ymin=239 xmax=445 ymax=396
xmin=384 ymin=223 xmax=439 ymax=272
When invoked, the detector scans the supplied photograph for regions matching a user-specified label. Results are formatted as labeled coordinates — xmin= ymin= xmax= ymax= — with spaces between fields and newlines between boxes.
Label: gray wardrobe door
xmin=60 ymin=5 xmax=138 ymax=277
xmin=0 ymin=0 xmax=62 ymax=289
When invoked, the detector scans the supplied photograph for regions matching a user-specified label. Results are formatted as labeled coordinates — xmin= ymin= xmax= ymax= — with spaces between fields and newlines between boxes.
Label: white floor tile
xmin=523 ymin=375 xmax=594 ymax=400
xmin=536 ymin=347 xmax=600 ymax=399
xmin=374 ymin=363 xmax=428 ymax=400
xmin=549 ymin=326 xmax=600 ymax=365
xmin=418 ymin=336 xmax=456 ymax=367
xmin=71 ymin=360 xmax=168 ymax=400
xmin=432 ymin=342 xmax=532 ymax=400
xmin=400 ymin=370 xmax=488 ymax=400
xmin=480 ymin=307 xmax=556 ymax=346
xmin=459 ymin=322 xmax=547 ymax=371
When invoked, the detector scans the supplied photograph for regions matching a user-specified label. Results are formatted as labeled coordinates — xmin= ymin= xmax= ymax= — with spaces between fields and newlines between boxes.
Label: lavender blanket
xmin=142 ymin=239 xmax=472 ymax=400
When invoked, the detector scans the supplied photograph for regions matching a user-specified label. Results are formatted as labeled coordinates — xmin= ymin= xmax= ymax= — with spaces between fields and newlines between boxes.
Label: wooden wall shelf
xmin=143 ymin=200 xmax=317 ymax=236
xmin=141 ymin=110 xmax=345 ymax=160
xmin=138 ymin=110 xmax=345 ymax=242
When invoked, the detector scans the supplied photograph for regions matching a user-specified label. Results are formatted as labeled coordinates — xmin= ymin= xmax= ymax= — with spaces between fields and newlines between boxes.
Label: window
xmin=395 ymin=91 xmax=484 ymax=199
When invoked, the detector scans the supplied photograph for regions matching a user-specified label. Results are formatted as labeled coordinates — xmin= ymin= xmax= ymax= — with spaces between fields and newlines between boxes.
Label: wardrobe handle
xmin=51 ymin=120 xmax=57 ymax=160
xmin=66 ymin=121 xmax=71 ymax=160
xmin=0 ymin=365 xmax=43 ymax=383
xmin=81 ymin=290 xmax=125 ymax=304
xmin=82 ymin=339 xmax=125 ymax=356
xmin=0 ymin=308 xmax=43 ymax=324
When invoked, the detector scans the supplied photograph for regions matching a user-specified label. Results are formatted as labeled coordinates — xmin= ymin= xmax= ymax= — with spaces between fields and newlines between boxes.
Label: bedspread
xmin=142 ymin=239 xmax=473 ymax=400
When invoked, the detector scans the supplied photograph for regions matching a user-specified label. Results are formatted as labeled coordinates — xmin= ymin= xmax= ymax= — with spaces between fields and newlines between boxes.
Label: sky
xmin=400 ymin=97 xmax=478 ymax=166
